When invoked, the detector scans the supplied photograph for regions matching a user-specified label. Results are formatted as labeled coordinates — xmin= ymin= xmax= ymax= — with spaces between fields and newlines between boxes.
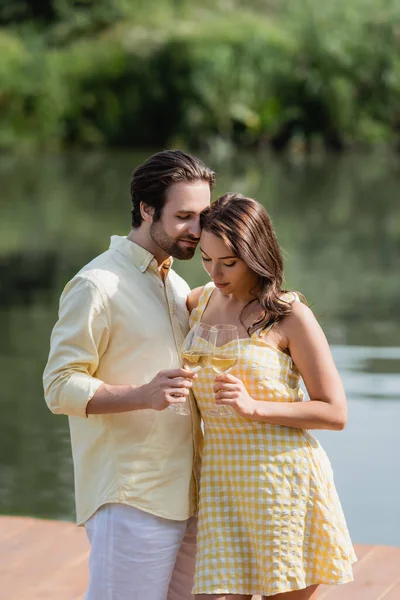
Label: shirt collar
xmin=109 ymin=235 xmax=173 ymax=274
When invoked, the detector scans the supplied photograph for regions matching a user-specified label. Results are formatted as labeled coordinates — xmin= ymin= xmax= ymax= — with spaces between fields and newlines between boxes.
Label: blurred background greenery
xmin=0 ymin=0 xmax=399 ymax=546
xmin=1 ymin=0 xmax=400 ymax=152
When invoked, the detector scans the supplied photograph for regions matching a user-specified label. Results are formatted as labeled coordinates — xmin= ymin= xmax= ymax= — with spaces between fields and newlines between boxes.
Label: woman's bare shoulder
xmin=187 ymin=286 xmax=205 ymax=313
xmin=281 ymin=295 xmax=321 ymax=343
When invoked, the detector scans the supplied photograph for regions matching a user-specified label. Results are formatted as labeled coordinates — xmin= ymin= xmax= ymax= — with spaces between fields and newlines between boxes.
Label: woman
xmin=188 ymin=193 xmax=356 ymax=600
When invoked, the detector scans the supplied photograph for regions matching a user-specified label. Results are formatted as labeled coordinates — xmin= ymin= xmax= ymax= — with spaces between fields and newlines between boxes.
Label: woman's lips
xmin=213 ymin=281 xmax=229 ymax=289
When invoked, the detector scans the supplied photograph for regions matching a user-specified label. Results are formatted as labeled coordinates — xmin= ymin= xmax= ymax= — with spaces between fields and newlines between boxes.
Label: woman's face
xmin=200 ymin=230 xmax=258 ymax=297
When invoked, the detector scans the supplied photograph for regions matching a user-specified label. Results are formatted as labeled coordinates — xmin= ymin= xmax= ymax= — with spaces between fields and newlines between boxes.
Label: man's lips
xmin=179 ymin=239 xmax=199 ymax=247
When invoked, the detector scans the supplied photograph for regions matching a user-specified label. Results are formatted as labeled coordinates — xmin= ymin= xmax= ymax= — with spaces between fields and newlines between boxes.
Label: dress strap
xmin=189 ymin=282 xmax=215 ymax=327
xmin=283 ymin=291 xmax=300 ymax=303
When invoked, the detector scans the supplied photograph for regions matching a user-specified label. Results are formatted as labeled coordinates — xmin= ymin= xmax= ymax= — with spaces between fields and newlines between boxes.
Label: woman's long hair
xmin=200 ymin=193 xmax=297 ymax=335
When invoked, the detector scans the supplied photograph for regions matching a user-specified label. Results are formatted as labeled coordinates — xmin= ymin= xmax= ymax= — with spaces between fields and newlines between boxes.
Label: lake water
xmin=0 ymin=151 xmax=399 ymax=546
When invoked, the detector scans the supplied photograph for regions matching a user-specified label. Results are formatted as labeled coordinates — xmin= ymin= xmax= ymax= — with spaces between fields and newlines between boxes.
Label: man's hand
xmin=143 ymin=368 xmax=197 ymax=411
xmin=86 ymin=369 xmax=197 ymax=415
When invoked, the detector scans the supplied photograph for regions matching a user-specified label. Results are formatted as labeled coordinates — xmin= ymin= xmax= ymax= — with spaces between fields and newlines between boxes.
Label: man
xmin=43 ymin=150 xmax=216 ymax=600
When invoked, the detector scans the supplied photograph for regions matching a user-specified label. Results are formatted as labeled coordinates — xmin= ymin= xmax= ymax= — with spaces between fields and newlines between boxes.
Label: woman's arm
xmin=186 ymin=286 xmax=204 ymax=313
xmin=214 ymin=301 xmax=348 ymax=430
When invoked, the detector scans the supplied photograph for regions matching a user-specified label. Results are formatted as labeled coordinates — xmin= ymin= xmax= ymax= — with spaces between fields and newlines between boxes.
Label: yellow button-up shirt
xmin=43 ymin=235 xmax=202 ymax=525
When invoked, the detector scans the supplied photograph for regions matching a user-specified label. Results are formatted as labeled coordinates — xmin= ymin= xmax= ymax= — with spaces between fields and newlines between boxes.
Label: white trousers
xmin=84 ymin=503 xmax=197 ymax=600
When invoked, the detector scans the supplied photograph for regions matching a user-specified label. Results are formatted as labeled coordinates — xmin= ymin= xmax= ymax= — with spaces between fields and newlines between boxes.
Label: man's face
xmin=150 ymin=180 xmax=211 ymax=260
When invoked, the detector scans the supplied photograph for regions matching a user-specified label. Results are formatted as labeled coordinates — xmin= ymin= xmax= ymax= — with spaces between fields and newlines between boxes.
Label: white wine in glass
xmin=208 ymin=324 xmax=240 ymax=417
xmin=210 ymin=356 xmax=238 ymax=374
xmin=169 ymin=322 xmax=217 ymax=416
xmin=181 ymin=352 xmax=211 ymax=372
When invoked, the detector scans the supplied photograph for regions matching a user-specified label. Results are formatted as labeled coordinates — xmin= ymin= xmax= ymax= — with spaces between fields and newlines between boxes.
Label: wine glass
xmin=169 ymin=322 xmax=217 ymax=415
xmin=208 ymin=324 xmax=240 ymax=417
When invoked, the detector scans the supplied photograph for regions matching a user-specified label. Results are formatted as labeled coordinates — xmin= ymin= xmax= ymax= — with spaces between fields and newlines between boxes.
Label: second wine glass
xmin=208 ymin=324 xmax=240 ymax=417
xmin=169 ymin=322 xmax=217 ymax=416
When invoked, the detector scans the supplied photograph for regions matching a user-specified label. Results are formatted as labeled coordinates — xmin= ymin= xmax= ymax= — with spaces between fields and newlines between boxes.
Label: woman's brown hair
xmin=200 ymin=192 xmax=297 ymax=335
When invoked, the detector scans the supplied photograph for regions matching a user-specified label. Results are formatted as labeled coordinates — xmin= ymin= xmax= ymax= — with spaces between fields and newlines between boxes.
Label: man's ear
xmin=140 ymin=202 xmax=154 ymax=223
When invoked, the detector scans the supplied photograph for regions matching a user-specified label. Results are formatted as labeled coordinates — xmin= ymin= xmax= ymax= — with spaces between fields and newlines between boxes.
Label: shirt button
xmin=139 ymin=266 xmax=145 ymax=272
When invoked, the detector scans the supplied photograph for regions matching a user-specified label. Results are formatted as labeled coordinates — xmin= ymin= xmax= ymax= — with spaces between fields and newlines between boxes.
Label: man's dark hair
xmin=130 ymin=150 xmax=216 ymax=228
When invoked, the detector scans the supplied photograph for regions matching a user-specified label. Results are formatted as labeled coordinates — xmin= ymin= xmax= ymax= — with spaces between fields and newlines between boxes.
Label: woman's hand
xmin=214 ymin=373 xmax=257 ymax=418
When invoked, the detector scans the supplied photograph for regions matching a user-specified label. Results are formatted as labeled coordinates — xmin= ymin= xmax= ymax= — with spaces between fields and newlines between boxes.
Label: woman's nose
xmin=211 ymin=263 xmax=221 ymax=279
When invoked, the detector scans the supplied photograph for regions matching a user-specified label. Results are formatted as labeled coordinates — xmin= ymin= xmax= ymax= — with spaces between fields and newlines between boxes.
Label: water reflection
xmin=0 ymin=152 xmax=399 ymax=543
xmin=318 ymin=340 xmax=400 ymax=546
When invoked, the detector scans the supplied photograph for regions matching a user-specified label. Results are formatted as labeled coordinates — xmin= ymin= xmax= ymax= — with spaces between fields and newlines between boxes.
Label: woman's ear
xmin=140 ymin=202 xmax=154 ymax=223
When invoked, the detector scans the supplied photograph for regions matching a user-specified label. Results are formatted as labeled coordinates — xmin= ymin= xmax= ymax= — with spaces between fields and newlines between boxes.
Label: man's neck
xmin=126 ymin=228 xmax=169 ymax=268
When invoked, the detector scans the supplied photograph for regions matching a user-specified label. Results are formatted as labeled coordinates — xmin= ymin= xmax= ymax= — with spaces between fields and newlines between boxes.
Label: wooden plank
xmin=317 ymin=544 xmax=376 ymax=599
xmin=1 ymin=517 xmax=399 ymax=600
xmin=18 ymin=551 xmax=89 ymax=600
xmin=354 ymin=544 xmax=376 ymax=562
xmin=0 ymin=519 xmax=89 ymax=600
xmin=318 ymin=546 xmax=400 ymax=600
xmin=0 ymin=516 xmax=37 ymax=541
xmin=380 ymin=582 xmax=400 ymax=600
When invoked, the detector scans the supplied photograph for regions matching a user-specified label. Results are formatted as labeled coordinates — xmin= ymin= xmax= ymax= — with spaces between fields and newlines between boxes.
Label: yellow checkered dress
xmin=191 ymin=283 xmax=356 ymax=596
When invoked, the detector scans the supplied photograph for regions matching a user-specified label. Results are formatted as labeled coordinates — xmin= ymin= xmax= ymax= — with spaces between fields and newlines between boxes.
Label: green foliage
xmin=1 ymin=0 xmax=400 ymax=150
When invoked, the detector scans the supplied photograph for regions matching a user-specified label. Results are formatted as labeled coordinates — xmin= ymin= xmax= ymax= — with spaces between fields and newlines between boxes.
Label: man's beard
xmin=150 ymin=221 xmax=199 ymax=260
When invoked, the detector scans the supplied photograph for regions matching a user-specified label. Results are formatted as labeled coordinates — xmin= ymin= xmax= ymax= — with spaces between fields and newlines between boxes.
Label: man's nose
xmin=188 ymin=218 xmax=201 ymax=239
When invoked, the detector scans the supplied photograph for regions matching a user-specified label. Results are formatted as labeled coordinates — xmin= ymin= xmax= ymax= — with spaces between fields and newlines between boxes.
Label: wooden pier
xmin=1 ymin=516 xmax=399 ymax=600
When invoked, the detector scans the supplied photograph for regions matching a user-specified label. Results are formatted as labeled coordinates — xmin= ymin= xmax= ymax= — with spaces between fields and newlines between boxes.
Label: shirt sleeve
xmin=43 ymin=275 xmax=110 ymax=419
